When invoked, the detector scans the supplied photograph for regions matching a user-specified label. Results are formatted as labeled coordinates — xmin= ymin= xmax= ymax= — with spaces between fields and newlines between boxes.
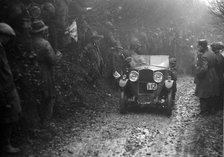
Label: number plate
xmin=147 ymin=83 xmax=157 ymax=90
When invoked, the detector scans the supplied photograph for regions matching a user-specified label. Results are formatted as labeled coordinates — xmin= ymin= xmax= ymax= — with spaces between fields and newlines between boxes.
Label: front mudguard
xmin=160 ymin=79 xmax=176 ymax=100
xmin=165 ymin=80 xmax=174 ymax=89
xmin=119 ymin=78 xmax=128 ymax=88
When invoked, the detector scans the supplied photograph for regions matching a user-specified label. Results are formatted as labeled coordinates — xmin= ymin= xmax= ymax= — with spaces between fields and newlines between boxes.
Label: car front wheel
xmin=119 ymin=90 xmax=127 ymax=114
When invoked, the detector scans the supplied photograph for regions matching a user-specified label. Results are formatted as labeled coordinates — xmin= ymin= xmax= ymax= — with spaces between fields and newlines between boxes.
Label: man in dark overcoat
xmin=30 ymin=20 xmax=59 ymax=125
xmin=195 ymin=39 xmax=220 ymax=114
xmin=210 ymin=42 xmax=224 ymax=109
xmin=0 ymin=23 xmax=21 ymax=154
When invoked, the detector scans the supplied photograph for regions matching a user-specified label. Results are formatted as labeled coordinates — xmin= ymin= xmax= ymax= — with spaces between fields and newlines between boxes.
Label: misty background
xmin=75 ymin=0 xmax=223 ymax=75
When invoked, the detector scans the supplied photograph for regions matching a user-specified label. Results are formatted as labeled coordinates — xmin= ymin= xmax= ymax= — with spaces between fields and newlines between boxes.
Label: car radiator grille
xmin=138 ymin=69 xmax=154 ymax=94
xmin=139 ymin=69 xmax=154 ymax=82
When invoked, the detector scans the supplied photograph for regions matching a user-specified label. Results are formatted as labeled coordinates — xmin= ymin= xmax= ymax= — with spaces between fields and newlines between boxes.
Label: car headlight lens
xmin=129 ymin=71 xmax=139 ymax=82
xmin=153 ymin=71 xmax=163 ymax=83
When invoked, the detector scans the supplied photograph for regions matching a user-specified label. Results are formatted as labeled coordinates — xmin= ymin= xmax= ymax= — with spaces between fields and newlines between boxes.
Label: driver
xmin=129 ymin=39 xmax=142 ymax=55
xmin=125 ymin=39 xmax=144 ymax=67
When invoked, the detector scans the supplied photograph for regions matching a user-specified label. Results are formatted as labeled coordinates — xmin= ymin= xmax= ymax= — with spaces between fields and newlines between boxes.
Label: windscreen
xmin=150 ymin=55 xmax=169 ymax=67
xmin=130 ymin=54 xmax=169 ymax=68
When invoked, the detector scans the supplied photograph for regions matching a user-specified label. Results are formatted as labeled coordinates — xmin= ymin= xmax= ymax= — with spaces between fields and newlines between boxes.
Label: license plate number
xmin=147 ymin=83 xmax=157 ymax=90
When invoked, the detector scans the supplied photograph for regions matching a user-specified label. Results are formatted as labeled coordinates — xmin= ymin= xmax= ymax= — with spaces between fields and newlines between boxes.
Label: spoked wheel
xmin=119 ymin=90 xmax=127 ymax=114
xmin=166 ymin=90 xmax=174 ymax=116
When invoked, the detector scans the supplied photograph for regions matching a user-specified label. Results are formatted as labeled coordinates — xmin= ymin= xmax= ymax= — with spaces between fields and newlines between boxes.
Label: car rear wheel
xmin=166 ymin=90 xmax=174 ymax=116
xmin=120 ymin=91 xmax=127 ymax=114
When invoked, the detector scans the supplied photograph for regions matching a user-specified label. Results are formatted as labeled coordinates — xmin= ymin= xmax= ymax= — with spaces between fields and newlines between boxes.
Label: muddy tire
xmin=120 ymin=91 xmax=127 ymax=114
xmin=166 ymin=90 xmax=174 ymax=116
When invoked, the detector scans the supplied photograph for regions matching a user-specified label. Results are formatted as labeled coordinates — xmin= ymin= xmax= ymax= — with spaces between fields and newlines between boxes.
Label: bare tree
xmin=209 ymin=0 xmax=224 ymax=33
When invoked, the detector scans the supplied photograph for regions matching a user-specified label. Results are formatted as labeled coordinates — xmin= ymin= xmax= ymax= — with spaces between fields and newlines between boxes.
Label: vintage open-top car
xmin=113 ymin=54 xmax=176 ymax=115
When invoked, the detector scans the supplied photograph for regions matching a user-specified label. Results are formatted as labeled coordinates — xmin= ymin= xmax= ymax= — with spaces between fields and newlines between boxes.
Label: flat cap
xmin=198 ymin=39 xmax=208 ymax=48
xmin=210 ymin=41 xmax=224 ymax=52
xmin=0 ymin=23 xmax=16 ymax=37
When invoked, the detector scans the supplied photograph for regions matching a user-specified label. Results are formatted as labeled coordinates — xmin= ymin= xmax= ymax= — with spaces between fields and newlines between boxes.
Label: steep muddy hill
xmin=2 ymin=77 xmax=223 ymax=157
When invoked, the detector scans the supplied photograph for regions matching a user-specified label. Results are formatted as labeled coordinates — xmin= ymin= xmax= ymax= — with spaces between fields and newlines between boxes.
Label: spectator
xmin=169 ymin=57 xmax=177 ymax=100
xmin=100 ymin=21 xmax=122 ymax=79
xmin=195 ymin=39 xmax=220 ymax=114
xmin=82 ymin=31 xmax=103 ymax=86
xmin=0 ymin=23 xmax=21 ymax=154
xmin=41 ymin=2 xmax=58 ymax=51
xmin=111 ymin=45 xmax=126 ymax=90
xmin=111 ymin=45 xmax=126 ymax=76
xmin=210 ymin=41 xmax=224 ymax=109
xmin=55 ymin=0 xmax=72 ymax=48
xmin=27 ymin=3 xmax=41 ymax=21
xmin=30 ymin=20 xmax=59 ymax=125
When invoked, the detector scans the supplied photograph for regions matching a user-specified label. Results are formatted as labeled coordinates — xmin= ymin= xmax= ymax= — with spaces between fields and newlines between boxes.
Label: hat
xmin=169 ymin=57 xmax=176 ymax=63
xmin=30 ymin=20 xmax=48 ymax=33
xmin=198 ymin=39 xmax=208 ymax=48
xmin=130 ymin=38 xmax=142 ymax=50
xmin=210 ymin=41 xmax=224 ymax=53
xmin=114 ymin=45 xmax=123 ymax=50
xmin=105 ymin=21 xmax=114 ymax=30
xmin=28 ymin=4 xmax=41 ymax=19
xmin=0 ymin=23 xmax=16 ymax=37
xmin=111 ymin=44 xmax=123 ymax=51
xmin=169 ymin=57 xmax=176 ymax=66
xmin=41 ymin=2 xmax=55 ymax=16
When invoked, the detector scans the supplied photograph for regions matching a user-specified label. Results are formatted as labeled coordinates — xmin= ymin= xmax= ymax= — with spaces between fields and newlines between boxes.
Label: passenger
xmin=125 ymin=39 xmax=143 ymax=68
xmin=195 ymin=39 xmax=220 ymax=114
xmin=129 ymin=38 xmax=142 ymax=55
xmin=0 ymin=23 xmax=21 ymax=154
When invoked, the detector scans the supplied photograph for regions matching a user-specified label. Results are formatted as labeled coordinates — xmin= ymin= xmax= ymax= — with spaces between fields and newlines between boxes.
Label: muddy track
xmin=56 ymin=77 xmax=210 ymax=157
xmin=4 ymin=77 xmax=222 ymax=157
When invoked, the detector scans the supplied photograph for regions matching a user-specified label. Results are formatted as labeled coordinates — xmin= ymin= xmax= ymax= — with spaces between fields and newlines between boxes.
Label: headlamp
xmin=129 ymin=71 xmax=139 ymax=82
xmin=153 ymin=71 xmax=163 ymax=83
